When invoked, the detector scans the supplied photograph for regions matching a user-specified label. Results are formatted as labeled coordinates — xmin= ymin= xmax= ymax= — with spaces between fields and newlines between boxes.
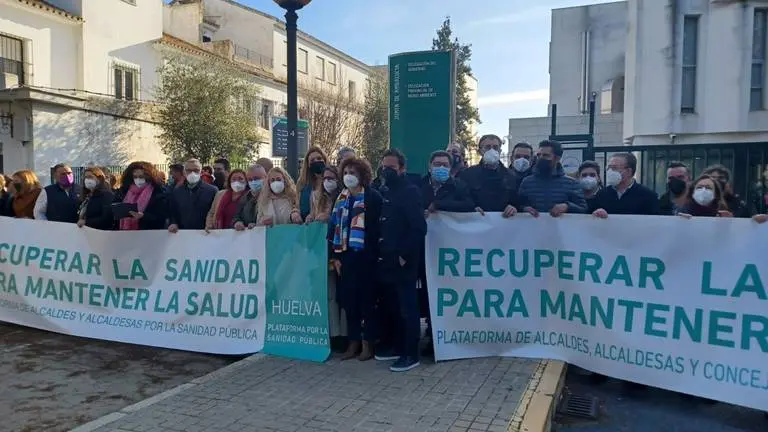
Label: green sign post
xmin=389 ymin=50 xmax=456 ymax=175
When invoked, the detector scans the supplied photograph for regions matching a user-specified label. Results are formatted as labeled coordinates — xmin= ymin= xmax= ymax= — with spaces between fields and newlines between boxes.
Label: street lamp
xmin=274 ymin=0 xmax=312 ymax=180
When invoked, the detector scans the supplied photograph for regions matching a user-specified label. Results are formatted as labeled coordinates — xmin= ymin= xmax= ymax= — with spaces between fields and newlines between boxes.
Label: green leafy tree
xmin=155 ymin=56 xmax=262 ymax=162
xmin=359 ymin=72 xmax=389 ymax=163
xmin=432 ymin=17 xmax=481 ymax=151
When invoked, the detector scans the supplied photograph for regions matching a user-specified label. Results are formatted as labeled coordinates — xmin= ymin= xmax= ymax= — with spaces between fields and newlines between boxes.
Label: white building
xmin=508 ymin=0 xmax=768 ymax=194
xmin=0 ymin=0 xmax=371 ymax=183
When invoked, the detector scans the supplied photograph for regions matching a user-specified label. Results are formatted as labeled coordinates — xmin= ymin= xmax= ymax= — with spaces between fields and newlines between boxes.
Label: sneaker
xmin=389 ymin=356 xmax=420 ymax=372
xmin=374 ymin=348 xmax=399 ymax=361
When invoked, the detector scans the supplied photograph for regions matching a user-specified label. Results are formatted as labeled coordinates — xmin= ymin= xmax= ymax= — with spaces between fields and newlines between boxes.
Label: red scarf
xmin=120 ymin=184 xmax=154 ymax=231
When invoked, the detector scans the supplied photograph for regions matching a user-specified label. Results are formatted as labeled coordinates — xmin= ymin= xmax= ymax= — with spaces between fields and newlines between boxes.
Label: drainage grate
xmin=558 ymin=391 xmax=600 ymax=420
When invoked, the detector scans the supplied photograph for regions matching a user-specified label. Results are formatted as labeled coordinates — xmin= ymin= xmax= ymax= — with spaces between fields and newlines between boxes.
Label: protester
xmin=168 ymin=163 xmax=185 ymax=189
xmin=233 ymin=164 xmax=267 ymax=230
xmin=591 ymin=153 xmax=659 ymax=217
xmin=168 ymin=159 xmax=218 ymax=232
xmin=256 ymin=167 xmax=301 ymax=226
xmin=75 ymin=167 xmax=114 ymax=230
xmin=577 ymin=161 xmax=602 ymax=212
xmin=676 ymin=175 xmax=730 ymax=218
xmin=206 ymin=169 xmax=249 ymax=231
xmin=255 ymin=157 xmax=274 ymax=173
xmin=33 ymin=163 xmax=80 ymax=223
xmin=459 ymin=134 xmax=519 ymax=217
xmin=336 ymin=146 xmax=356 ymax=166
xmin=518 ymin=140 xmax=587 ymax=216
xmin=374 ymin=149 xmax=427 ymax=372
xmin=701 ymin=165 xmax=750 ymax=218
xmin=659 ymin=161 xmax=690 ymax=215
xmin=297 ymin=146 xmax=329 ymax=220
xmin=0 ymin=174 xmax=8 ymax=216
xmin=328 ymin=157 xmax=382 ymax=361
xmin=213 ymin=158 xmax=230 ymax=190
xmin=509 ymin=142 xmax=535 ymax=189
xmin=201 ymin=165 xmax=215 ymax=185
xmin=445 ymin=142 xmax=467 ymax=177
xmin=306 ymin=166 xmax=339 ymax=223
xmin=8 ymin=170 xmax=42 ymax=219
xmin=116 ymin=162 xmax=167 ymax=231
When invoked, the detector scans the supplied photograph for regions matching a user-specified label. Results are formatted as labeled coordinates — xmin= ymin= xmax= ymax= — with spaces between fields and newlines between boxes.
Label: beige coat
xmin=257 ymin=196 xmax=295 ymax=226
xmin=308 ymin=190 xmax=333 ymax=222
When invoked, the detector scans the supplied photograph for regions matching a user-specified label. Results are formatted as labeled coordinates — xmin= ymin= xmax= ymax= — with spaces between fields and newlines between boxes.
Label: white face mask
xmin=482 ymin=149 xmax=500 ymax=165
xmin=270 ymin=180 xmax=285 ymax=194
xmin=323 ymin=179 xmax=338 ymax=194
xmin=231 ymin=181 xmax=246 ymax=193
xmin=84 ymin=178 xmax=98 ymax=190
xmin=693 ymin=187 xmax=715 ymax=206
xmin=580 ymin=176 xmax=598 ymax=191
xmin=512 ymin=157 xmax=530 ymax=172
xmin=134 ymin=178 xmax=147 ymax=187
xmin=343 ymin=174 xmax=359 ymax=189
xmin=605 ymin=169 xmax=623 ymax=187
xmin=186 ymin=172 xmax=200 ymax=184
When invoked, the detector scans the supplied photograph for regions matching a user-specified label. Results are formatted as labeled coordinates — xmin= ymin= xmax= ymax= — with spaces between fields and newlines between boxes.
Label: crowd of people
xmin=1 ymin=135 xmax=767 ymax=375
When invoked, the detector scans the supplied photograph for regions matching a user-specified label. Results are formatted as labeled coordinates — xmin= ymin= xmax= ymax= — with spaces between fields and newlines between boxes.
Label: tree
xmin=298 ymin=81 xmax=362 ymax=159
xmin=359 ymin=72 xmax=389 ymax=163
xmin=155 ymin=56 xmax=262 ymax=162
xmin=432 ymin=17 xmax=481 ymax=151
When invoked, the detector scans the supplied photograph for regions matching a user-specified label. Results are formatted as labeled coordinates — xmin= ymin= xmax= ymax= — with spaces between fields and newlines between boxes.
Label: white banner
xmin=0 ymin=218 xmax=266 ymax=354
xmin=426 ymin=213 xmax=768 ymax=411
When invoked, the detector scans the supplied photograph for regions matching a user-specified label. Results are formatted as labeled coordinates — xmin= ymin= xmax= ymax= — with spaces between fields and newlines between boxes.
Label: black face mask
xmin=381 ymin=167 xmax=400 ymax=184
xmin=535 ymin=159 xmax=552 ymax=175
xmin=309 ymin=161 xmax=326 ymax=175
xmin=451 ymin=153 xmax=463 ymax=168
xmin=667 ymin=178 xmax=687 ymax=195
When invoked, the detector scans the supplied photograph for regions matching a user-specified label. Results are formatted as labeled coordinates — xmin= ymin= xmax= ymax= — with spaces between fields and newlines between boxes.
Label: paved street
xmin=81 ymin=355 xmax=540 ymax=432
xmin=0 ymin=323 xmax=234 ymax=432
xmin=554 ymin=369 xmax=766 ymax=432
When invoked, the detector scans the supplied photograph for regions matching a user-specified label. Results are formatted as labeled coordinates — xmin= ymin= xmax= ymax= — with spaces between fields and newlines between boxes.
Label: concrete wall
xmin=0 ymin=1 xmax=80 ymax=89
xmin=549 ymin=1 xmax=627 ymax=116
xmin=201 ymin=0 xmax=275 ymax=69
xmin=466 ymin=74 xmax=479 ymax=138
xmin=163 ymin=1 xmax=202 ymax=44
xmin=508 ymin=113 xmax=624 ymax=149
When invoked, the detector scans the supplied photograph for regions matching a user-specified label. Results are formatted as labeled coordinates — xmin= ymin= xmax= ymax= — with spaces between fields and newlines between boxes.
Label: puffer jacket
xmin=518 ymin=164 xmax=587 ymax=213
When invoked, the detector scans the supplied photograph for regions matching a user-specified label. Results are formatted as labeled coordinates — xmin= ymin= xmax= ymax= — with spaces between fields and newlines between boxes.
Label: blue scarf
xmin=331 ymin=188 xmax=365 ymax=252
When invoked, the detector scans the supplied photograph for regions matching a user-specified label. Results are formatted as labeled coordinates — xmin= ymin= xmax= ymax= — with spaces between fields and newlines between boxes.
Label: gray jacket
xmin=169 ymin=182 xmax=218 ymax=230
xmin=233 ymin=191 xmax=260 ymax=226
xmin=518 ymin=165 xmax=587 ymax=214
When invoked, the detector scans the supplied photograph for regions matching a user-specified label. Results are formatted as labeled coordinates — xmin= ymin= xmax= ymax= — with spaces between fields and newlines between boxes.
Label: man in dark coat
xmin=34 ymin=163 xmax=80 ymax=223
xmin=168 ymin=159 xmax=218 ymax=232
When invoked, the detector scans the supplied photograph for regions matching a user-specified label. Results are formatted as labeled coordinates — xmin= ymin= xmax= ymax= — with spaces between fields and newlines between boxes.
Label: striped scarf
xmin=331 ymin=188 xmax=365 ymax=253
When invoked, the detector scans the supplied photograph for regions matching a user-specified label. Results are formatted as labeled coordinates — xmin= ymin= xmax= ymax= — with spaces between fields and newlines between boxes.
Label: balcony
xmin=202 ymin=40 xmax=273 ymax=72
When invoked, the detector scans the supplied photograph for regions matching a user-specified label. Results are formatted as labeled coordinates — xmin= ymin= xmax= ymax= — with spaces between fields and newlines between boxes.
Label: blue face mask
xmin=248 ymin=179 xmax=263 ymax=192
xmin=431 ymin=166 xmax=450 ymax=183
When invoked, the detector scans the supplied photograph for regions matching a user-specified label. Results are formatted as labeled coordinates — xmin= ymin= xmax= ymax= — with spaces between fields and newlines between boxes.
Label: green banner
xmin=389 ymin=50 xmax=456 ymax=175
xmin=264 ymin=222 xmax=330 ymax=362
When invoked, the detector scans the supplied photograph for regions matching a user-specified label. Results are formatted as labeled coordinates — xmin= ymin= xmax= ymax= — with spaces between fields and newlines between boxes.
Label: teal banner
xmin=264 ymin=222 xmax=330 ymax=362
xmin=389 ymin=50 xmax=456 ymax=174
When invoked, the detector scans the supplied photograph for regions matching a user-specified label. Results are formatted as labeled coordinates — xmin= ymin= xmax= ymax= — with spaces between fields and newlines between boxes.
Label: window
xmin=327 ymin=62 xmax=337 ymax=85
xmin=298 ymin=48 xmax=308 ymax=73
xmin=259 ymin=101 xmax=272 ymax=129
xmin=113 ymin=65 xmax=138 ymax=100
xmin=202 ymin=31 xmax=212 ymax=43
xmin=120 ymin=0 xmax=137 ymax=5
xmin=681 ymin=15 xmax=699 ymax=113
xmin=315 ymin=56 xmax=325 ymax=81
xmin=0 ymin=34 xmax=25 ymax=86
xmin=348 ymin=80 xmax=357 ymax=101
xmin=751 ymin=9 xmax=767 ymax=111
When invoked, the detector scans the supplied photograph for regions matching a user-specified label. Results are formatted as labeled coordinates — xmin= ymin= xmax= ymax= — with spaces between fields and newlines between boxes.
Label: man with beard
xmin=213 ymin=158 xmax=230 ymax=190
xmin=518 ymin=140 xmax=587 ymax=217
xmin=658 ymin=162 xmax=690 ymax=215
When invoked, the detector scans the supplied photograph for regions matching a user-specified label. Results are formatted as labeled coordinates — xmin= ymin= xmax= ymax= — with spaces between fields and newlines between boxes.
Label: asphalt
xmin=554 ymin=368 xmax=767 ymax=432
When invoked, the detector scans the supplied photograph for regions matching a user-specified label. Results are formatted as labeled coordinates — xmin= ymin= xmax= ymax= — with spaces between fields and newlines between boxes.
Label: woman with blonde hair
xmin=257 ymin=166 xmax=302 ymax=226
xmin=306 ymin=166 xmax=340 ymax=223
xmin=297 ymin=146 xmax=329 ymax=220
xmin=77 ymin=167 xmax=115 ymax=230
xmin=8 ymin=170 xmax=42 ymax=219
xmin=206 ymin=169 xmax=249 ymax=230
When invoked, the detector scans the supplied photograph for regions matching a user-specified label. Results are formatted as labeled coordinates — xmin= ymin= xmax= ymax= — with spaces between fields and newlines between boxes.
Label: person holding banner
xmin=168 ymin=159 xmax=218 ymax=233
xmin=459 ymin=134 xmax=519 ymax=217
xmin=34 ymin=163 xmax=80 ymax=223
xmin=205 ymin=169 xmax=249 ymax=231
xmin=76 ymin=167 xmax=114 ymax=230
xmin=256 ymin=167 xmax=302 ymax=226
xmin=7 ymin=170 xmax=42 ymax=219
xmin=328 ymin=157 xmax=382 ymax=361
xmin=509 ymin=142 xmax=535 ymax=189
xmin=233 ymin=164 xmax=267 ymax=230
xmin=659 ymin=161 xmax=691 ymax=215
xmin=116 ymin=162 xmax=168 ymax=231
xmin=676 ymin=174 xmax=731 ymax=218
xmin=374 ymin=149 xmax=427 ymax=372
xmin=445 ymin=142 xmax=467 ymax=177
xmin=297 ymin=146 xmax=330 ymax=221
xmin=577 ymin=161 xmax=602 ymax=213
xmin=591 ymin=153 xmax=659 ymax=218
xmin=518 ymin=140 xmax=587 ymax=217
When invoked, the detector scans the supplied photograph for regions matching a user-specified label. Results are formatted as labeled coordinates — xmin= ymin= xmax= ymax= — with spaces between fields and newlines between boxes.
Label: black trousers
xmin=378 ymin=271 xmax=420 ymax=359
xmin=337 ymin=251 xmax=376 ymax=342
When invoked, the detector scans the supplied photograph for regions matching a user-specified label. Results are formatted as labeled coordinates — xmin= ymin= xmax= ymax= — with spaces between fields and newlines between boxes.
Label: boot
xmin=341 ymin=341 xmax=360 ymax=360
xmin=357 ymin=341 xmax=373 ymax=361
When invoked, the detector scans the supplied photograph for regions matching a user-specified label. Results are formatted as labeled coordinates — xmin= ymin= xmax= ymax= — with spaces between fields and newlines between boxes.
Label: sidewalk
xmin=73 ymin=354 xmax=562 ymax=432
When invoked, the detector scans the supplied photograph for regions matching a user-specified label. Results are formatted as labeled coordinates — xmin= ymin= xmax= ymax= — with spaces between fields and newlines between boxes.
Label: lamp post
xmin=274 ymin=0 xmax=312 ymax=180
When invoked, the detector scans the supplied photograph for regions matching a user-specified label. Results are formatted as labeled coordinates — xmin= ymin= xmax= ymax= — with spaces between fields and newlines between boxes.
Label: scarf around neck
xmin=331 ymin=188 xmax=366 ymax=253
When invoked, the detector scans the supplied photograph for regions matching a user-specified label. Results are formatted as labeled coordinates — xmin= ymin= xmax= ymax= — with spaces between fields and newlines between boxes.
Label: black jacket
xmin=377 ymin=177 xmax=427 ymax=282
xmin=458 ymin=164 xmax=518 ymax=212
xmin=0 ymin=193 xmax=9 ymax=217
xmin=81 ymin=188 xmax=115 ymax=230
xmin=593 ymin=182 xmax=659 ymax=216
xmin=420 ymin=175 xmax=475 ymax=212
xmin=114 ymin=186 xmax=167 ymax=230
xmin=43 ymin=184 xmax=81 ymax=223
xmin=168 ymin=182 xmax=218 ymax=230
xmin=725 ymin=194 xmax=751 ymax=218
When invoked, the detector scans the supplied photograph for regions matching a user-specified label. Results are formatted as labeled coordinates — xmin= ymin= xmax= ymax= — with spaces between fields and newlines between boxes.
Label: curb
xmin=507 ymin=360 xmax=567 ymax=432
xmin=69 ymin=354 xmax=266 ymax=432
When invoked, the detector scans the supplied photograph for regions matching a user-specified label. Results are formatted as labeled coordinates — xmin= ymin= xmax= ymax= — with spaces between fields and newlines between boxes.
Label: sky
xmin=242 ymin=0 xmax=617 ymax=141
